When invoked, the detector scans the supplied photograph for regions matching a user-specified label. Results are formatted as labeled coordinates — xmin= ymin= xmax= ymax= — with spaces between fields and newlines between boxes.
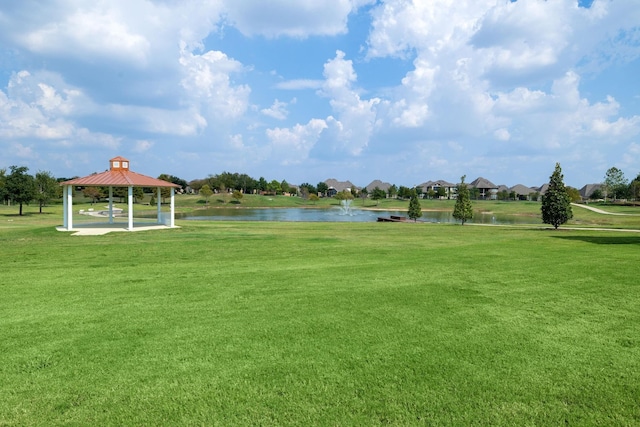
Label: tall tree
xmin=453 ymin=175 xmax=473 ymax=225
xmin=35 ymin=171 xmax=58 ymax=213
xmin=0 ymin=168 xmax=7 ymax=204
xmin=541 ymin=163 xmax=573 ymax=229
xmin=316 ymin=181 xmax=328 ymax=196
xmin=387 ymin=184 xmax=398 ymax=199
xmin=603 ymin=167 xmax=627 ymax=202
xmin=6 ymin=166 xmax=36 ymax=215
xmin=359 ymin=187 xmax=368 ymax=205
xmin=407 ymin=192 xmax=422 ymax=222
xmin=371 ymin=187 xmax=386 ymax=206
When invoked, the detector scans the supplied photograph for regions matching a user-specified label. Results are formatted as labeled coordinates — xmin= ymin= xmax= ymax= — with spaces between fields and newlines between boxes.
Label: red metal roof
xmin=60 ymin=158 xmax=180 ymax=188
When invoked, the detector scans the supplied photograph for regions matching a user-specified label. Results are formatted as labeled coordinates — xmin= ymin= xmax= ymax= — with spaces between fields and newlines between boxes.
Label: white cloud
xmin=133 ymin=140 xmax=154 ymax=153
xmin=179 ymin=49 xmax=251 ymax=122
xmin=276 ymin=79 xmax=323 ymax=90
xmin=222 ymin=0 xmax=374 ymax=38
xmin=317 ymin=51 xmax=382 ymax=156
xmin=266 ymin=119 xmax=327 ymax=164
xmin=494 ymin=128 xmax=510 ymax=141
xmin=261 ymin=99 xmax=290 ymax=120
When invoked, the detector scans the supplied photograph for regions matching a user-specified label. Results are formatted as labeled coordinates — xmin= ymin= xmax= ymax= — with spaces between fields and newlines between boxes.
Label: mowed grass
xmin=1 ymin=221 xmax=640 ymax=425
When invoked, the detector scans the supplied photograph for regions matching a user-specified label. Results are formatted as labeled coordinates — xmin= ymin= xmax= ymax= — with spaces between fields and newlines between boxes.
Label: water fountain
xmin=339 ymin=199 xmax=354 ymax=216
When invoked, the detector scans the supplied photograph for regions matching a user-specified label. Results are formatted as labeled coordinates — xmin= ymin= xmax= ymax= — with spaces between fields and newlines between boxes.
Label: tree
xmin=566 ymin=186 xmax=582 ymax=203
xmin=0 ymin=168 xmax=7 ymax=204
xmin=299 ymin=183 xmax=317 ymax=199
xmin=436 ymin=186 xmax=447 ymax=199
xmin=133 ymin=187 xmax=144 ymax=203
xmin=397 ymin=186 xmax=412 ymax=200
xmin=629 ymin=174 xmax=640 ymax=201
xmin=317 ymin=181 xmax=328 ymax=196
xmin=6 ymin=166 xmax=36 ymax=215
xmin=603 ymin=167 xmax=627 ymax=202
xmin=199 ymin=184 xmax=213 ymax=205
xmin=590 ymin=188 xmax=603 ymax=200
xmin=407 ymin=192 xmax=422 ymax=222
xmin=453 ymin=175 xmax=473 ymax=225
xmin=387 ymin=184 xmax=398 ymax=199
xmin=157 ymin=174 xmax=173 ymax=202
xmin=371 ymin=187 xmax=386 ymax=206
xmin=280 ymin=179 xmax=291 ymax=194
xmin=267 ymin=180 xmax=281 ymax=195
xmin=359 ymin=187 xmax=368 ymax=205
xmin=541 ymin=163 xmax=573 ymax=229
xmin=232 ymin=190 xmax=243 ymax=203
xmin=469 ymin=187 xmax=480 ymax=200
xmin=334 ymin=190 xmax=353 ymax=201
xmin=258 ymin=177 xmax=268 ymax=193
xmin=83 ymin=187 xmax=103 ymax=204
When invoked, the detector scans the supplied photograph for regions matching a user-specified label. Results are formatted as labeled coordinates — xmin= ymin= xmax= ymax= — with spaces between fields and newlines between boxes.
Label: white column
xmin=170 ymin=187 xmax=175 ymax=228
xmin=157 ymin=187 xmax=162 ymax=224
xmin=128 ymin=186 xmax=134 ymax=230
xmin=66 ymin=185 xmax=73 ymax=230
xmin=63 ymin=185 xmax=68 ymax=229
xmin=108 ymin=187 xmax=114 ymax=224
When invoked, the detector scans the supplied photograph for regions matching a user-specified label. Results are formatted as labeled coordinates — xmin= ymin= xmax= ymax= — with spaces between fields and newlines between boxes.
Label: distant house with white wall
xmin=510 ymin=184 xmax=537 ymax=201
xmin=418 ymin=180 xmax=457 ymax=199
xmin=469 ymin=177 xmax=498 ymax=200
xmin=324 ymin=178 xmax=357 ymax=197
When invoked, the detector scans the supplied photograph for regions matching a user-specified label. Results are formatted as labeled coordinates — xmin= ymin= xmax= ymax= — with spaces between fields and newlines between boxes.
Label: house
xmin=469 ymin=177 xmax=498 ymax=200
xmin=536 ymin=183 xmax=549 ymax=196
xmin=510 ymin=184 xmax=537 ymax=201
xmin=365 ymin=179 xmax=392 ymax=194
xmin=418 ymin=180 xmax=457 ymax=199
xmin=579 ymin=183 xmax=603 ymax=200
xmin=324 ymin=178 xmax=358 ymax=197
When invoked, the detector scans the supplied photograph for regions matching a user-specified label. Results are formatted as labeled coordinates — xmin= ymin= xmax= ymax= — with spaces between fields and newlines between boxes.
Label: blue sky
xmin=1 ymin=0 xmax=639 ymax=189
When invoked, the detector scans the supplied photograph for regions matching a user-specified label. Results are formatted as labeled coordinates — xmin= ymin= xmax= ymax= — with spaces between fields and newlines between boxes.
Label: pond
xmin=177 ymin=207 xmax=540 ymax=225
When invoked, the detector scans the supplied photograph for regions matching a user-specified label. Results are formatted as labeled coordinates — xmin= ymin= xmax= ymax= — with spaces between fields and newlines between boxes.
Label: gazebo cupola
xmin=110 ymin=156 xmax=130 ymax=171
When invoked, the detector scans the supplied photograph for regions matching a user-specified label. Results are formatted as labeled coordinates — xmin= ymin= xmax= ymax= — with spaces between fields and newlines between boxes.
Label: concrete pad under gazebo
xmin=58 ymin=156 xmax=180 ymax=234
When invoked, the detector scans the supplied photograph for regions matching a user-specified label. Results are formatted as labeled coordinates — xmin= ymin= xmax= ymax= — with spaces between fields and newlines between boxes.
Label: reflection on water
xmin=178 ymin=207 xmax=539 ymax=225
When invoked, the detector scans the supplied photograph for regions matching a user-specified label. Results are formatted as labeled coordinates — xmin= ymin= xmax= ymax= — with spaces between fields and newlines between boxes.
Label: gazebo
xmin=59 ymin=156 xmax=180 ymax=233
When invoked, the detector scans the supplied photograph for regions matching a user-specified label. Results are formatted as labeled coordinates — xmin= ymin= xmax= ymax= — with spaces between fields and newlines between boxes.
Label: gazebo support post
xmin=66 ymin=185 xmax=73 ymax=230
xmin=157 ymin=187 xmax=162 ymax=224
xmin=170 ymin=187 xmax=175 ymax=228
xmin=108 ymin=186 xmax=114 ymax=224
xmin=63 ymin=185 xmax=68 ymax=229
xmin=127 ymin=186 xmax=134 ymax=230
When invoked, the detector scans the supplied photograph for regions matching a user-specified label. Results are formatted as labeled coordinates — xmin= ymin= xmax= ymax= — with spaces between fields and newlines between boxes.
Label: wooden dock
xmin=377 ymin=215 xmax=408 ymax=222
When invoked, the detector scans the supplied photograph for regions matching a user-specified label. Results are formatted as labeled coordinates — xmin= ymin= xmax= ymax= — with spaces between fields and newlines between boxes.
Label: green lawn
xmin=1 ymin=218 xmax=639 ymax=425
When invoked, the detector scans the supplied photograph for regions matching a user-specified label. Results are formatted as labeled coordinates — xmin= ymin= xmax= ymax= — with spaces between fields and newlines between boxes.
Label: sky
xmin=1 ymin=0 xmax=639 ymax=189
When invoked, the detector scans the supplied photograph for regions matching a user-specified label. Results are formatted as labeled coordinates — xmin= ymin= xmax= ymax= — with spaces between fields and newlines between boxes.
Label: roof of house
xmin=420 ymin=179 xmax=455 ymax=188
xmin=469 ymin=177 xmax=498 ymax=189
xmin=579 ymin=183 xmax=603 ymax=198
xmin=510 ymin=184 xmax=536 ymax=195
xmin=60 ymin=157 xmax=180 ymax=188
xmin=324 ymin=178 xmax=358 ymax=192
xmin=365 ymin=179 xmax=392 ymax=192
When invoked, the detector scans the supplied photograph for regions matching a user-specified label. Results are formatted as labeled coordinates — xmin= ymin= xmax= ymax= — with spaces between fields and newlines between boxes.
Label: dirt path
xmin=571 ymin=203 xmax=638 ymax=216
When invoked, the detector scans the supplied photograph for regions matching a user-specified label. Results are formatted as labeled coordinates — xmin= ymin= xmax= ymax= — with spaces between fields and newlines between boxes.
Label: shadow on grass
xmin=552 ymin=235 xmax=640 ymax=245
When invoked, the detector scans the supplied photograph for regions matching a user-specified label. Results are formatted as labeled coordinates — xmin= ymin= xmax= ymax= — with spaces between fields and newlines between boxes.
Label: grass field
xmin=1 ymin=207 xmax=640 ymax=425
